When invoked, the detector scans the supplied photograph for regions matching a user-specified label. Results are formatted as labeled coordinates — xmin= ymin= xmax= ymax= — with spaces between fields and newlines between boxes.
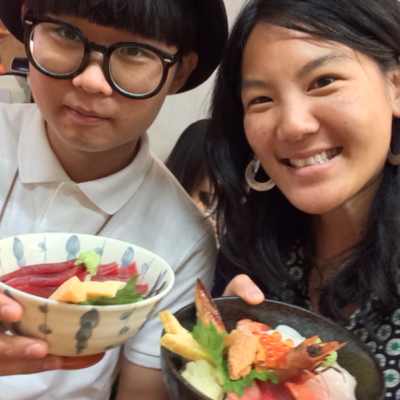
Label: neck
xmin=313 ymin=175 xmax=382 ymax=263
xmin=46 ymin=127 xmax=140 ymax=183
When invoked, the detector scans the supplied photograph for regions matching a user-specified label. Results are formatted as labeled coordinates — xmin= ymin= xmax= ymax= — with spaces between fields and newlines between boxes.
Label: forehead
xmin=242 ymin=23 xmax=358 ymax=74
xmin=49 ymin=13 xmax=176 ymax=51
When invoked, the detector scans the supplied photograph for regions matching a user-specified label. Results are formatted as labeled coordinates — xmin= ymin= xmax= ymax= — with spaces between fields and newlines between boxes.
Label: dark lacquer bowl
xmin=161 ymin=297 xmax=385 ymax=400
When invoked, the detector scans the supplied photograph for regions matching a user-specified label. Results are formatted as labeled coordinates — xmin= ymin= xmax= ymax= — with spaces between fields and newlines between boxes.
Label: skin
xmin=0 ymin=11 xmax=198 ymax=399
xmin=226 ymin=24 xmax=400 ymax=306
xmin=29 ymin=14 xmax=198 ymax=183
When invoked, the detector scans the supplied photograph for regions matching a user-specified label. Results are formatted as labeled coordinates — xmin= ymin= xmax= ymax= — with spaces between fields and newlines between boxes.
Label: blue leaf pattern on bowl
xmin=141 ymin=263 xmax=149 ymax=274
xmin=38 ymin=238 xmax=47 ymax=263
xmin=145 ymin=270 xmax=168 ymax=299
xmin=121 ymin=247 xmax=134 ymax=267
xmin=66 ymin=235 xmax=80 ymax=260
xmin=13 ymin=238 xmax=26 ymax=267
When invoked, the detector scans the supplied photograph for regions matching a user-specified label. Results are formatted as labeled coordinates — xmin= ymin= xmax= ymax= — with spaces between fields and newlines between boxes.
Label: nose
xmin=72 ymin=53 xmax=113 ymax=96
xmin=276 ymin=97 xmax=319 ymax=141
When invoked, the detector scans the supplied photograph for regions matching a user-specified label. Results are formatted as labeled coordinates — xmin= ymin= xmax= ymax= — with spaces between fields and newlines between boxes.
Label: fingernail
xmin=26 ymin=343 xmax=44 ymax=357
xmin=0 ymin=305 xmax=15 ymax=320
xmin=246 ymin=287 xmax=264 ymax=301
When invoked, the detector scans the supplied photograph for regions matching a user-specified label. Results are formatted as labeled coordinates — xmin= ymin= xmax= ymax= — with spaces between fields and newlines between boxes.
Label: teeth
xmin=289 ymin=149 xmax=338 ymax=169
xmin=306 ymin=156 xmax=315 ymax=166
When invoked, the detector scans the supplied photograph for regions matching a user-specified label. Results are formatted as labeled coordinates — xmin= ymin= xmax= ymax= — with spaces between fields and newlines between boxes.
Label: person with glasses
xmin=0 ymin=1 xmax=227 ymax=399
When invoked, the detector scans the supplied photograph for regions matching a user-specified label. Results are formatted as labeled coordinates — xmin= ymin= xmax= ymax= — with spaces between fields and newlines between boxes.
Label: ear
xmin=167 ymin=51 xmax=199 ymax=95
xmin=388 ymin=59 xmax=400 ymax=118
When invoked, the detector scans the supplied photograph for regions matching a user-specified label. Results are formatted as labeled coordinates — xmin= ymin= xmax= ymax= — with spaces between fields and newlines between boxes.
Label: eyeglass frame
xmin=22 ymin=12 xmax=180 ymax=99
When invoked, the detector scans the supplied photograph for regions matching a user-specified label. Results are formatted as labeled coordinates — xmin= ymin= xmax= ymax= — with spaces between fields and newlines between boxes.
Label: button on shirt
xmin=0 ymin=103 xmax=217 ymax=400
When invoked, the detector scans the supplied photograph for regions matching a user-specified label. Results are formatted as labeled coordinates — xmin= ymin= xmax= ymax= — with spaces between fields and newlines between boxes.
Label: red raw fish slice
xmin=0 ymin=259 xmax=77 ymax=282
xmin=134 ymin=283 xmax=148 ymax=294
xmin=91 ymin=275 xmax=130 ymax=282
xmin=96 ymin=262 xmax=119 ymax=276
xmin=285 ymin=383 xmax=324 ymax=400
xmin=237 ymin=319 xmax=272 ymax=334
xmin=5 ymin=266 xmax=87 ymax=288
xmin=226 ymin=382 xmax=261 ymax=400
xmin=258 ymin=381 xmax=296 ymax=400
xmin=126 ymin=261 xmax=138 ymax=276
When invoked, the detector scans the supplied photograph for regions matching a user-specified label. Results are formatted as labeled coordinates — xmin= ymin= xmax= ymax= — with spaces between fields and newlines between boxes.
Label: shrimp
xmin=267 ymin=336 xmax=346 ymax=383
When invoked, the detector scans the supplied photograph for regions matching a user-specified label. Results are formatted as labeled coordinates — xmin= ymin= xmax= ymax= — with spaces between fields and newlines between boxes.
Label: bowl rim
xmin=161 ymin=296 xmax=386 ymax=400
xmin=0 ymin=232 xmax=175 ymax=310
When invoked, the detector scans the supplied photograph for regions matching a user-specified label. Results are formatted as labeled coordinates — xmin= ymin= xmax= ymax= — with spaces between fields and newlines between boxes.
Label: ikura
xmin=255 ymin=331 xmax=294 ymax=369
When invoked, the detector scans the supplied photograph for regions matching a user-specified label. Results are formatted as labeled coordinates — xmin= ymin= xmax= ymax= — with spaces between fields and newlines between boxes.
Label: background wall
xmin=148 ymin=0 xmax=248 ymax=161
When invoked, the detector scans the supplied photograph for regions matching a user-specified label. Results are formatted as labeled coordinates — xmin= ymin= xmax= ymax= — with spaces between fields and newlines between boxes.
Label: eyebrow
xmin=241 ymin=53 xmax=349 ymax=92
xmin=297 ymin=53 xmax=349 ymax=79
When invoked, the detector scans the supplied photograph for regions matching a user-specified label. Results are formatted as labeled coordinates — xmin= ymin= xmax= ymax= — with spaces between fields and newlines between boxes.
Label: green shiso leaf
xmin=79 ymin=275 xmax=143 ymax=305
xmin=190 ymin=321 xmax=279 ymax=398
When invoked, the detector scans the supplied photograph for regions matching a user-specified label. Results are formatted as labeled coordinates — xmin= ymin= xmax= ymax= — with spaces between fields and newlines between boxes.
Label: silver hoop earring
xmin=245 ymin=156 xmax=275 ymax=191
xmin=388 ymin=149 xmax=400 ymax=166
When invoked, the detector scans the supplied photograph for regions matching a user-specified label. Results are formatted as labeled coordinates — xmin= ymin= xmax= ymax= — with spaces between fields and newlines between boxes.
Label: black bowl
xmin=161 ymin=297 xmax=385 ymax=400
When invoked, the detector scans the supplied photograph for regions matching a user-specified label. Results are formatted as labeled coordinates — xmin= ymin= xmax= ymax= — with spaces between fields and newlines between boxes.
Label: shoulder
xmin=115 ymin=152 xmax=217 ymax=269
xmin=0 ymin=103 xmax=40 ymax=141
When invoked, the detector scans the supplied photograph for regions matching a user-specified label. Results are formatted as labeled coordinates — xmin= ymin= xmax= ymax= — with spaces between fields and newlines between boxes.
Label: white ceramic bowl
xmin=0 ymin=233 xmax=175 ymax=356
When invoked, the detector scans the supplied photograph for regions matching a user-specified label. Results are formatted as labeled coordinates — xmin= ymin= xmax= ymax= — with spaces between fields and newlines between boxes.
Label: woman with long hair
xmin=207 ymin=0 xmax=400 ymax=392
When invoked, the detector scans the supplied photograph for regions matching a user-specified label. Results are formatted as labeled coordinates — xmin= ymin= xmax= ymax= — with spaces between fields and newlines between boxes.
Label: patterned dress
xmin=286 ymin=246 xmax=400 ymax=398
xmin=213 ymin=245 xmax=400 ymax=398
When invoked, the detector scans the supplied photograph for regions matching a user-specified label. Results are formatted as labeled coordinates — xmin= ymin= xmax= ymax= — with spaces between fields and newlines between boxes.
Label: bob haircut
xmin=207 ymin=0 xmax=400 ymax=330
xmin=166 ymin=119 xmax=211 ymax=200
xmin=23 ymin=0 xmax=196 ymax=54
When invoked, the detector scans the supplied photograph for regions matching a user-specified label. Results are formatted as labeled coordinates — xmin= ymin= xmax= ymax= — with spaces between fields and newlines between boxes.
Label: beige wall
xmin=148 ymin=0 xmax=248 ymax=161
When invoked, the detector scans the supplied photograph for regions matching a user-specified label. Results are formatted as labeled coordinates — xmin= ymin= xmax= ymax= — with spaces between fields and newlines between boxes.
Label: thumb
xmin=223 ymin=274 xmax=265 ymax=305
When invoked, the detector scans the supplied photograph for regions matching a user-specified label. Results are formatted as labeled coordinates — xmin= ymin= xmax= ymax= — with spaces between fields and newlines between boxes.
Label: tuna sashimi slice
xmin=226 ymin=381 xmax=261 ymax=400
xmin=0 ymin=259 xmax=77 ymax=282
xmin=5 ymin=265 xmax=87 ymax=288
xmin=96 ymin=262 xmax=119 ymax=276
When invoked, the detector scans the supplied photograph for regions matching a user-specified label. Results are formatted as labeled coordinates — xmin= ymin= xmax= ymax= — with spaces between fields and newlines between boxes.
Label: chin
xmin=287 ymin=196 xmax=343 ymax=216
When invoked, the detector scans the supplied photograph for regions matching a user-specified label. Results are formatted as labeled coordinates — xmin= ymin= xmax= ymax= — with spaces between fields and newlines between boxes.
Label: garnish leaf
xmin=191 ymin=321 xmax=278 ymax=398
xmin=79 ymin=275 xmax=143 ymax=305
xmin=74 ymin=250 xmax=101 ymax=276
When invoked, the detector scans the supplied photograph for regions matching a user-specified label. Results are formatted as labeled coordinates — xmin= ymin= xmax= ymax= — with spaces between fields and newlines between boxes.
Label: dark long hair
xmin=166 ymin=119 xmax=211 ymax=199
xmin=207 ymin=0 xmax=400 ymax=329
xmin=23 ymin=0 xmax=195 ymax=54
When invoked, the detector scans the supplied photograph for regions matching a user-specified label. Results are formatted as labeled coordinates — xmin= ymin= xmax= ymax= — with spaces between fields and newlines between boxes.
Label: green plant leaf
xmin=190 ymin=321 xmax=278 ymax=398
xmin=74 ymin=250 xmax=101 ymax=276
xmin=79 ymin=275 xmax=143 ymax=305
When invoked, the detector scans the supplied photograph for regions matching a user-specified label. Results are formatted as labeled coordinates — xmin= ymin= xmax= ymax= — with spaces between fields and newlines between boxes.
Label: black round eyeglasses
xmin=23 ymin=12 xmax=180 ymax=99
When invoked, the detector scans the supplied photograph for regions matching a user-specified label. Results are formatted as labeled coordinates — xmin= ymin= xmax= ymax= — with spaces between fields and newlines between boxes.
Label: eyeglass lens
xmin=29 ymin=22 xmax=166 ymax=96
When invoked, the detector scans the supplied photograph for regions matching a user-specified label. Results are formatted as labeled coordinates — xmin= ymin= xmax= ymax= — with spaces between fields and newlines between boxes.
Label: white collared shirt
xmin=0 ymin=103 xmax=217 ymax=400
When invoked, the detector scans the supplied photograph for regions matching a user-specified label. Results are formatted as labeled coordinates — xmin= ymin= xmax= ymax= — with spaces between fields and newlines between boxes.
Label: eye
xmin=123 ymin=46 xmax=144 ymax=57
xmin=56 ymin=28 xmax=80 ymax=42
xmin=250 ymin=96 xmax=272 ymax=105
xmin=310 ymin=76 xmax=336 ymax=90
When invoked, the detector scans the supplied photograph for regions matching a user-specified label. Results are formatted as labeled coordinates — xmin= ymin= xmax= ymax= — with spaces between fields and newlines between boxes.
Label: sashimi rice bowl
xmin=0 ymin=233 xmax=174 ymax=357
xmin=160 ymin=281 xmax=385 ymax=400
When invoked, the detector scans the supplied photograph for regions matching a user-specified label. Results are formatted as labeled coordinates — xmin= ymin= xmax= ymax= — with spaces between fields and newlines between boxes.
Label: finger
xmin=0 ymin=333 xmax=49 ymax=359
xmin=0 ymin=355 xmax=64 ymax=376
xmin=223 ymin=274 xmax=265 ymax=305
xmin=0 ymin=293 xmax=23 ymax=322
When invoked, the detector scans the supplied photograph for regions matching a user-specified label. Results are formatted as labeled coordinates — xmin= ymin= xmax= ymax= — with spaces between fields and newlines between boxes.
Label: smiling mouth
xmin=283 ymin=147 xmax=343 ymax=168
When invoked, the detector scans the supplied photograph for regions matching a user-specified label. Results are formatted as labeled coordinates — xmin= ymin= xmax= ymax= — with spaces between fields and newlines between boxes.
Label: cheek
xmin=244 ymin=114 xmax=273 ymax=153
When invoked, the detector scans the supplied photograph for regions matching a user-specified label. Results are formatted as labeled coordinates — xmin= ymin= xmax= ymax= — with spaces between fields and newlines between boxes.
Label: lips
xmin=67 ymin=106 xmax=107 ymax=119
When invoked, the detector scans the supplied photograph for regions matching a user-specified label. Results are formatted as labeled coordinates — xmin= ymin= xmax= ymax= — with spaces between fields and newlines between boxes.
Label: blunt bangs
xmin=23 ymin=0 xmax=196 ymax=53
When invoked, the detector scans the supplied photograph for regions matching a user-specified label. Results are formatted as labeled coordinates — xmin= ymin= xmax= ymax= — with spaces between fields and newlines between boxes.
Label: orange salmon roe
xmin=255 ymin=331 xmax=294 ymax=369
